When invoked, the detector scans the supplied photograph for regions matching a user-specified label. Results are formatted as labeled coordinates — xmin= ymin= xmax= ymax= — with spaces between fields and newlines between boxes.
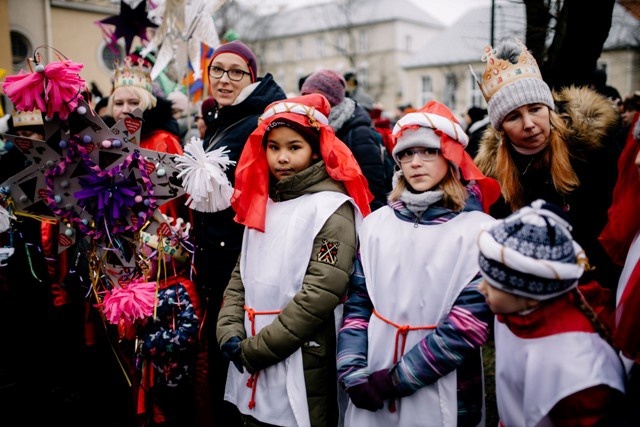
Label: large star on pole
xmin=140 ymin=0 xmax=222 ymax=82
xmin=98 ymin=0 xmax=158 ymax=54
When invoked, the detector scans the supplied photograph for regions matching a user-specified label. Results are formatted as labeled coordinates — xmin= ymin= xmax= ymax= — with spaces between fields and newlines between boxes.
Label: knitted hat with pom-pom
xmin=477 ymin=199 xmax=587 ymax=300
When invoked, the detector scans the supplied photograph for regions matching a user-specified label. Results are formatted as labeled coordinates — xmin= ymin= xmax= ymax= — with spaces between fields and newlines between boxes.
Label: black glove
xmin=345 ymin=381 xmax=384 ymax=412
xmin=220 ymin=336 xmax=244 ymax=373
xmin=368 ymin=368 xmax=398 ymax=400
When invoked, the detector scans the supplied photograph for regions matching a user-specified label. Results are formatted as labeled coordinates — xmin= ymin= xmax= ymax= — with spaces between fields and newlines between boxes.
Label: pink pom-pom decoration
xmin=1 ymin=59 xmax=85 ymax=120
xmin=99 ymin=280 xmax=156 ymax=326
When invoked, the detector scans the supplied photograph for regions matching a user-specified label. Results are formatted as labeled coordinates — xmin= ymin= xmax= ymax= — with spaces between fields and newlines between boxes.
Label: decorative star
xmin=97 ymin=0 xmax=159 ymax=55
xmin=140 ymin=0 xmax=222 ymax=83
xmin=1 ymin=98 xmax=185 ymax=254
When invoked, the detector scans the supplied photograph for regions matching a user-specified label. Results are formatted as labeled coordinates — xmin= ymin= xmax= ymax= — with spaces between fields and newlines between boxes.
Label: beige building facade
xmin=246 ymin=0 xmax=445 ymax=111
xmin=2 ymin=0 xmax=117 ymax=106
xmin=2 ymin=0 xmax=638 ymax=119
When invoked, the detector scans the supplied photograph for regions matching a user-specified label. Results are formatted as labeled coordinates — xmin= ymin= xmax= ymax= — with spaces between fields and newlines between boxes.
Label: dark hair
xmin=298 ymin=74 xmax=310 ymax=91
xmin=95 ymin=97 xmax=109 ymax=113
xmin=467 ymin=106 xmax=487 ymax=123
xmin=264 ymin=119 xmax=320 ymax=154
xmin=591 ymin=68 xmax=607 ymax=88
xmin=623 ymin=93 xmax=640 ymax=112
xmin=343 ymin=72 xmax=357 ymax=84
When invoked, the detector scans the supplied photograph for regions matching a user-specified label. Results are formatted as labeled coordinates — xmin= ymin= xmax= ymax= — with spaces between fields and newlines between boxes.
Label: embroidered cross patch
xmin=317 ymin=239 xmax=340 ymax=265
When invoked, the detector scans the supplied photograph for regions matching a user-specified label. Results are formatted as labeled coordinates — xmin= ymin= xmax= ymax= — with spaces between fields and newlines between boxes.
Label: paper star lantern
xmin=97 ymin=0 xmax=158 ymax=55
xmin=140 ymin=0 xmax=222 ymax=83
xmin=1 ymin=98 xmax=185 ymax=251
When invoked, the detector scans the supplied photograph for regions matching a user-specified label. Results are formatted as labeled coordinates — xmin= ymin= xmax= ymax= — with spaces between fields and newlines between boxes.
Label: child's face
xmin=16 ymin=129 xmax=44 ymax=140
xmin=478 ymin=279 xmax=538 ymax=314
xmin=265 ymin=126 xmax=318 ymax=181
xmin=398 ymin=146 xmax=448 ymax=192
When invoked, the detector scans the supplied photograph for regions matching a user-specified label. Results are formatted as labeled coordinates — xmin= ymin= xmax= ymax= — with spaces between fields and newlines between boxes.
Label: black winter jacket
xmin=335 ymin=103 xmax=388 ymax=211
xmin=192 ymin=73 xmax=287 ymax=311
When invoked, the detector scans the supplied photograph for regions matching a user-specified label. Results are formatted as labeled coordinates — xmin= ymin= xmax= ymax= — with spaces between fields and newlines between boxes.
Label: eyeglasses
xmin=208 ymin=66 xmax=251 ymax=81
xmin=396 ymin=147 xmax=440 ymax=163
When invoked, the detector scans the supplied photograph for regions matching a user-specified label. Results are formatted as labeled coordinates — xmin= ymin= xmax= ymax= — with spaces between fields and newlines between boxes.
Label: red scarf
xmin=598 ymin=113 xmax=640 ymax=265
xmin=232 ymin=94 xmax=373 ymax=232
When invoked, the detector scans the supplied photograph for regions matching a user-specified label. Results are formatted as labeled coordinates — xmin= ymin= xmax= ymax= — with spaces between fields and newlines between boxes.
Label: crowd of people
xmin=0 ymin=34 xmax=638 ymax=427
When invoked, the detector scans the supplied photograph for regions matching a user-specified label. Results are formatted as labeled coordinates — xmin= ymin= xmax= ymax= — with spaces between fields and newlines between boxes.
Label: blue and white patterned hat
xmin=477 ymin=199 xmax=587 ymax=300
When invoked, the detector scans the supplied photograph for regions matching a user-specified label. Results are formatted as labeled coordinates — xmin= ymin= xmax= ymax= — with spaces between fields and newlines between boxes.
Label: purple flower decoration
xmin=75 ymin=169 xmax=140 ymax=226
xmin=45 ymin=145 xmax=156 ymax=238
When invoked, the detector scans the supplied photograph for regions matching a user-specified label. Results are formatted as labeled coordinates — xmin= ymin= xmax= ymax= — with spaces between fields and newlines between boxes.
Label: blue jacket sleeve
xmin=392 ymin=275 xmax=492 ymax=396
xmin=336 ymin=252 xmax=373 ymax=389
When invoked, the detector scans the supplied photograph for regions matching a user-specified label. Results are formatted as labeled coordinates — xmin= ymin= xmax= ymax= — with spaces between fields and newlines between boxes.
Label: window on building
xmin=295 ymin=39 xmax=303 ymax=61
xmin=276 ymin=41 xmax=284 ymax=63
xmin=358 ymin=29 xmax=368 ymax=53
xmin=99 ymin=41 xmax=125 ymax=74
xmin=357 ymin=66 xmax=370 ymax=90
xmin=337 ymin=33 xmax=345 ymax=54
xmin=316 ymin=36 xmax=325 ymax=58
xmin=420 ymin=75 xmax=434 ymax=106
xmin=275 ymin=69 xmax=286 ymax=89
xmin=405 ymin=35 xmax=412 ymax=51
xmin=443 ymin=73 xmax=458 ymax=109
xmin=10 ymin=31 xmax=31 ymax=69
xmin=469 ymin=70 xmax=484 ymax=107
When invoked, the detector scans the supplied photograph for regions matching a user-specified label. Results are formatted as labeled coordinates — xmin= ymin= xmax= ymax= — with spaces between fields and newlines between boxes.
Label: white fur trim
xmin=260 ymin=102 xmax=329 ymax=125
xmin=393 ymin=112 xmax=469 ymax=147
xmin=477 ymin=230 xmax=584 ymax=280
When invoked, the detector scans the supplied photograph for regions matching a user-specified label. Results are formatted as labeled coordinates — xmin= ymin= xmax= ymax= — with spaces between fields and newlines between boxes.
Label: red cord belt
xmin=243 ymin=305 xmax=282 ymax=410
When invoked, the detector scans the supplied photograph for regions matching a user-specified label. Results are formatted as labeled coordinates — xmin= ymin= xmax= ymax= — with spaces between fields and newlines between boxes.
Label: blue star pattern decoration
xmin=98 ymin=0 xmax=158 ymax=54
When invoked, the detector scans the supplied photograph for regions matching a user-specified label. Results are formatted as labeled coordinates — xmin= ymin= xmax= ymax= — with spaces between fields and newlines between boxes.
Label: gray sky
xmin=241 ymin=0 xmax=493 ymax=26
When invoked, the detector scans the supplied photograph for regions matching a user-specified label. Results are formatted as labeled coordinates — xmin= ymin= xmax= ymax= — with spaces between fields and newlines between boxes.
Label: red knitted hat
xmin=209 ymin=41 xmax=258 ymax=83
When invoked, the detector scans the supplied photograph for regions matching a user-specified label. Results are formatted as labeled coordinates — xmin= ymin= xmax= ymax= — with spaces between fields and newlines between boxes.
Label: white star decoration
xmin=141 ymin=0 xmax=223 ymax=82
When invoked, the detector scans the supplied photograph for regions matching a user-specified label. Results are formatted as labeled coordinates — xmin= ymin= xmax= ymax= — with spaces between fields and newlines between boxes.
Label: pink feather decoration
xmin=99 ymin=280 xmax=156 ymax=327
xmin=2 ymin=60 xmax=85 ymax=120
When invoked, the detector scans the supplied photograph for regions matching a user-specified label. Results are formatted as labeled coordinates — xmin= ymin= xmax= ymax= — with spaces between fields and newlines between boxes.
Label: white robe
xmin=345 ymin=207 xmax=493 ymax=427
xmin=494 ymin=321 xmax=625 ymax=427
xmin=224 ymin=192 xmax=356 ymax=427
xmin=615 ymin=230 xmax=640 ymax=375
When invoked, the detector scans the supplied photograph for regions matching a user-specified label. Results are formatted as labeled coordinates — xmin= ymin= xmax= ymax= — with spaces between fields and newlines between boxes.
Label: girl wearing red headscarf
xmin=216 ymin=94 xmax=371 ymax=426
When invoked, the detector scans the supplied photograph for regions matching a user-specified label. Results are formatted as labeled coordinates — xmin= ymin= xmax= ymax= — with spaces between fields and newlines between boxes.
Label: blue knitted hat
xmin=477 ymin=199 xmax=586 ymax=300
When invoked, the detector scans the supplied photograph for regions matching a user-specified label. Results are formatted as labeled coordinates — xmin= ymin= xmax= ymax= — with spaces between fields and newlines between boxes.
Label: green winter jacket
xmin=217 ymin=160 xmax=357 ymax=427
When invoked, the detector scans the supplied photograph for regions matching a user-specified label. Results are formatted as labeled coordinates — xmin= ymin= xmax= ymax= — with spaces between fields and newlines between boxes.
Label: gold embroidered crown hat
xmin=113 ymin=56 xmax=153 ymax=93
xmin=476 ymin=38 xmax=554 ymax=130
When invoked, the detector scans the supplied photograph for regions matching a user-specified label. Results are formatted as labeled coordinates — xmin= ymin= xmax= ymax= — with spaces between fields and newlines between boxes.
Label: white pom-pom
xmin=175 ymin=137 xmax=236 ymax=212
xmin=0 ymin=204 xmax=15 ymax=233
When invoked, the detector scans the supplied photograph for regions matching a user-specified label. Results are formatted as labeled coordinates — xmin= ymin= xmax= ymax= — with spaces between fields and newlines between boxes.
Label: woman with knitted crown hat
xmin=473 ymin=37 xmax=621 ymax=294
xmin=107 ymin=55 xmax=182 ymax=155
xmin=477 ymin=199 xmax=626 ymax=426
xmin=216 ymin=93 xmax=371 ymax=426
xmin=336 ymin=100 xmax=500 ymax=426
